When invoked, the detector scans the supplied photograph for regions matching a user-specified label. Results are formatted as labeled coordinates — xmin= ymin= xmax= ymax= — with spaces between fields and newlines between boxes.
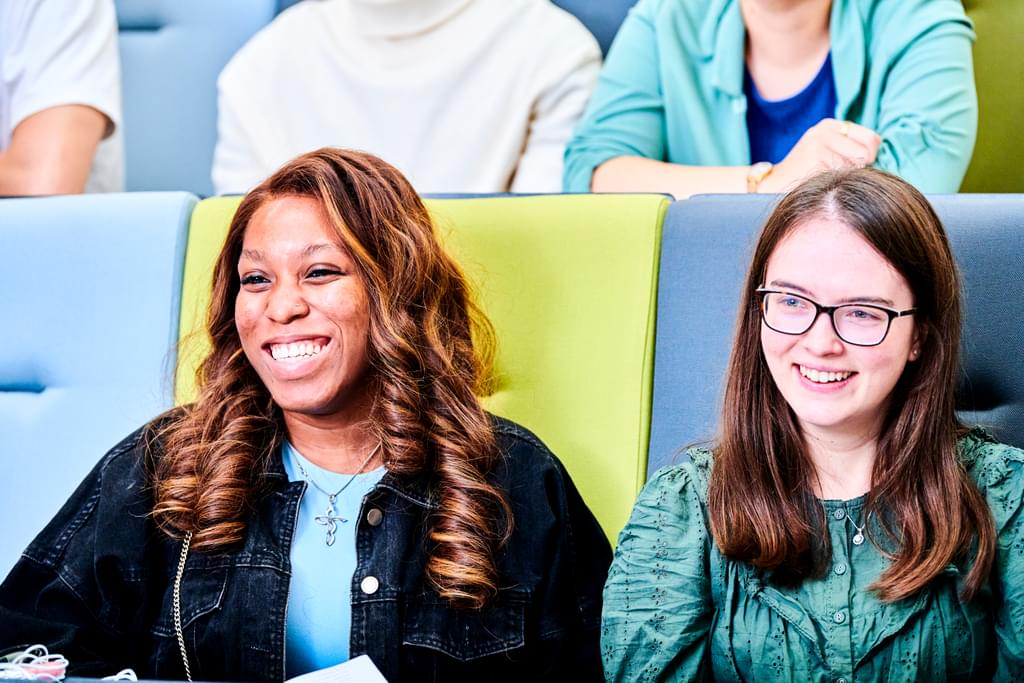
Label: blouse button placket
xmin=826 ymin=505 xmax=855 ymax=682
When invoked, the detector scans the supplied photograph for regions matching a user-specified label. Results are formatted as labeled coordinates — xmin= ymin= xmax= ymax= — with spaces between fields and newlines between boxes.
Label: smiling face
xmin=760 ymin=216 xmax=919 ymax=443
xmin=235 ymin=195 xmax=374 ymax=428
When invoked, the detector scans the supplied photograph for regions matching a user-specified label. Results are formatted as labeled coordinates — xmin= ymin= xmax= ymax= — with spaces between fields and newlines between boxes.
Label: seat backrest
xmin=115 ymin=0 xmax=276 ymax=194
xmin=176 ymin=194 xmax=668 ymax=540
xmin=649 ymin=193 xmax=1024 ymax=477
xmin=960 ymin=0 xmax=1024 ymax=191
xmin=648 ymin=195 xmax=771 ymax=473
xmin=552 ymin=0 xmax=637 ymax=55
xmin=933 ymin=194 xmax=1024 ymax=441
xmin=0 ymin=192 xmax=194 ymax=576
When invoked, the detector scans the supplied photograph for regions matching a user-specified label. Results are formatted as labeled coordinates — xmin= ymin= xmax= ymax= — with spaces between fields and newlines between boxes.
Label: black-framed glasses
xmin=756 ymin=288 xmax=916 ymax=347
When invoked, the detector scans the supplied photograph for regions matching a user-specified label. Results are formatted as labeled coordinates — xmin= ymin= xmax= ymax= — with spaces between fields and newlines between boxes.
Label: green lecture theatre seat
xmin=175 ymin=194 xmax=669 ymax=542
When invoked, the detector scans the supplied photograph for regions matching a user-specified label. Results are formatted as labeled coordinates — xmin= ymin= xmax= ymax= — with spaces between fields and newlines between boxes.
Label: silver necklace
xmin=846 ymin=511 xmax=867 ymax=546
xmin=294 ymin=442 xmax=382 ymax=546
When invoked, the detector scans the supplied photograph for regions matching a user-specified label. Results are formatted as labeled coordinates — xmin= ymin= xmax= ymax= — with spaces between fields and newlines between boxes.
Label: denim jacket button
xmin=360 ymin=575 xmax=380 ymax=595
xmin=366 ymin=508 xmax=384 ymax=526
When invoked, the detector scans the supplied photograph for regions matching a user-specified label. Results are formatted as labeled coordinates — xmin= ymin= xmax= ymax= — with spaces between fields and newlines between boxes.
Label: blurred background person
xmin=213 ymin=0 xmax=601 ymax=195
xmin=565 ymin=0 xmax=976 ymax=198
xmin=0 ymin=0 xmax=123 ymax=195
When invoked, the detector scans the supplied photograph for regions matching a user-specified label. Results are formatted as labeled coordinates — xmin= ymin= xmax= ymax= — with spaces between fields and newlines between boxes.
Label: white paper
xmin=285 ymin=655 xmax=388 ymax=683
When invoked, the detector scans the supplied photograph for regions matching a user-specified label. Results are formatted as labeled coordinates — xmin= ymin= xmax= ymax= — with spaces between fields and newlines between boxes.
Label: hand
xmin=759 ymin=118 xmax=881 ymax=193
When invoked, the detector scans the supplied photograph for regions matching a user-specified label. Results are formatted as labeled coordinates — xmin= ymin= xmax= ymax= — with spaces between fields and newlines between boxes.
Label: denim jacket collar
xmin=263 ymin=442 xmax=437 ymax=510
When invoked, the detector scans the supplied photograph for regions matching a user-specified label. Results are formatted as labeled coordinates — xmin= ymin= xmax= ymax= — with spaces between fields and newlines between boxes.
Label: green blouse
xmin=602 ymin=431 xmax=1024 ymax=681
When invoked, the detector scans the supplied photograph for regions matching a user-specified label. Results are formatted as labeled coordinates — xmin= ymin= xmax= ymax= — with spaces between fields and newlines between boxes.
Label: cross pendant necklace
xmin=293 ymin=442 xmax=383 ymax=546
xmin=314 ymin=495 xmax=347 ymax=546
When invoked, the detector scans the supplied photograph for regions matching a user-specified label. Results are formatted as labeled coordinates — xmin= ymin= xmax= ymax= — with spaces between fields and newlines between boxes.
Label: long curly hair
xmin=707 ymin=167 xmax=995 ymax=601
xmin=150 ymin=148 xmax=511 ymax=608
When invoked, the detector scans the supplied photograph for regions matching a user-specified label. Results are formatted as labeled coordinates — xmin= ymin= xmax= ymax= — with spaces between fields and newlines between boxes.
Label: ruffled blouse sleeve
xmin=964 ymin=432 xmax=1024 ymax=679
xmin=601 ymin=453 xmax=714 ymax=682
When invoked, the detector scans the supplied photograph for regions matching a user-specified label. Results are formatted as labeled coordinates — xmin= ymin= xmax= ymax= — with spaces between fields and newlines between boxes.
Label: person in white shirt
xmin=213 ymin=0 xmax=600 ymax=195
xmin=0 ymin=0 xmax=123 ymax=195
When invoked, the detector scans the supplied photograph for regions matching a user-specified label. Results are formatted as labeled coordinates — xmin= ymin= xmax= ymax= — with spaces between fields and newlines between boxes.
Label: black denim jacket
xmin=0 ymin=415 xmax=611 ymax=682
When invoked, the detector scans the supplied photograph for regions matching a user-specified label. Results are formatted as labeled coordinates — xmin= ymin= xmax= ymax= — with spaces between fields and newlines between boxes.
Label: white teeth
xmin=799 ymin=366 xmax=851 ymax=383
xmin=270 ymin=341 xmax=324 ymax=360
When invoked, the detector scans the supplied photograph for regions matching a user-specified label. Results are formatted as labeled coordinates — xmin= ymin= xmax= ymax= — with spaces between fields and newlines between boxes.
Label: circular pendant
xmin=853 ymin=533 xmax=865 ymax=546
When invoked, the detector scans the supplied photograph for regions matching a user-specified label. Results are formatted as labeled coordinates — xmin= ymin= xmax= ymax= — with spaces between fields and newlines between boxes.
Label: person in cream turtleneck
xmin=212 ymin=0 xmax=601 ymax=194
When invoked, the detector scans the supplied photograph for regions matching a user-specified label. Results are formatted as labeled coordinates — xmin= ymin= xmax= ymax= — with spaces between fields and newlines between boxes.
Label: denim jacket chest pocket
xmin=148 ymin=564 xmax=229 ymax=679
xmin=149 ymin=566 xmax=229 ymax=638
xmin=402 ymin=588 xmax=529 ymax=662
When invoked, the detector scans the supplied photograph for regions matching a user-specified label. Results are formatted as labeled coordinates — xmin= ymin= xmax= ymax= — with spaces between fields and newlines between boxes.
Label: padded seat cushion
xmin=176 ymin=194 xmax=668 ymax=539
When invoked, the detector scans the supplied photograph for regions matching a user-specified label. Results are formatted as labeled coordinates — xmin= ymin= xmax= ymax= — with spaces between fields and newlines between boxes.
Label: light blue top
xmin=281 ymin=441 xmax=386 ymax=678
xmin=563 ymin=0 xmax=976 ymax=193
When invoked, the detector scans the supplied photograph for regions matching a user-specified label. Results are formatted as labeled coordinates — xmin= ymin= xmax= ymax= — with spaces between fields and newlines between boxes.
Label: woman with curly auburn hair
xmin=603 ymin=167 xmax=1024 ymax=681
xmin=0 ymin=148 xmax=611 ymax=682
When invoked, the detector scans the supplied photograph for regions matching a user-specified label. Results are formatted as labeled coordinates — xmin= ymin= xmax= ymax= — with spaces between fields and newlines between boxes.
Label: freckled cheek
xmin=318 ymin=287 xmax=366 ymax=313
xmin=234 ymin=299 xmax=262 ymax=356
xmin=320 ymin=291 xmax=371 ymax=331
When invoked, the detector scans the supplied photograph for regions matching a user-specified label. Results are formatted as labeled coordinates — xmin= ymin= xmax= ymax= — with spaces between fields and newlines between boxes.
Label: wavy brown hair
xmin=707 ymin=167 xmax=995 ymax=601
xmin=150 ymin=148 xmax=511 ymax=608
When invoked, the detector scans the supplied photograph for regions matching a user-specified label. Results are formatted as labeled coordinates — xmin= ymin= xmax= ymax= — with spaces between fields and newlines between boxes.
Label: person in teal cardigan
xmin=602 ymin=168 xmax=1023 ymax=680
xmin=564 ymin=0 xmax=977 ymax=197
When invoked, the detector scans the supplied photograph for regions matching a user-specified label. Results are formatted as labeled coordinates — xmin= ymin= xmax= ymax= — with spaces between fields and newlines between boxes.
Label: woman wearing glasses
xmin=602 ymin=167 xmax=1024 ymax=680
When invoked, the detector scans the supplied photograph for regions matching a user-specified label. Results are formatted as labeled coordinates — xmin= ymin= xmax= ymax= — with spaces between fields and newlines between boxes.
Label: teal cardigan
xmin=563 ymin=0 xmax=976 ymax=193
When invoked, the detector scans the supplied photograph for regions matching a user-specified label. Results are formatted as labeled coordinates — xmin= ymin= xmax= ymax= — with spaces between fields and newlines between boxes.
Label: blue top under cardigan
xmin=564 ymin=0 xmax=976 ymax=193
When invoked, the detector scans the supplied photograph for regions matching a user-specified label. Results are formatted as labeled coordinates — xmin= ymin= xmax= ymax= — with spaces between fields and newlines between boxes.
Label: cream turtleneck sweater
xmin=348 ymin=0 xmax=473 ymax=37
xmin=213 ymin=0 xmax=601 ymax=194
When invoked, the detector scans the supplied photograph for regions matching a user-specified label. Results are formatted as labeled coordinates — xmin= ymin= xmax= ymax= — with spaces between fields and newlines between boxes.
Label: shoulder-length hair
xmin=151 ymin=148 xmax=510 ymax=608
xmin=707 ymin=167 xmax=994 ymax=601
